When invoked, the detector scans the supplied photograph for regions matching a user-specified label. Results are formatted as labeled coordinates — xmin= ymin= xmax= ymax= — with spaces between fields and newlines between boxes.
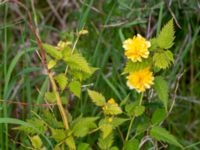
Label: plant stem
xmin=48 ymin=72 xmax=69 ymax=129
xmin=125 ymin=93 xmax=144 ymax=141
xmin=125 ymin=116 xmax=135 ymax=141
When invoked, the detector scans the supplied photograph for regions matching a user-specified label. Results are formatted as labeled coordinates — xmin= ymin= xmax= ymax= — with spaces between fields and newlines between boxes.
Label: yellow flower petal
xmin=127 ymin=67 xmax=154 ymax=93
xmin=123 ymin=34 xmax=151 ymax=62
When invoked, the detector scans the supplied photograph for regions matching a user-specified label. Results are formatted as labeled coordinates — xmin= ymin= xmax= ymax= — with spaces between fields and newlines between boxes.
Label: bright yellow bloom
xmin=127 ymin=68 xmax=154 ymax=93
xmin=123 ymin=34 xmax=151 ymax=62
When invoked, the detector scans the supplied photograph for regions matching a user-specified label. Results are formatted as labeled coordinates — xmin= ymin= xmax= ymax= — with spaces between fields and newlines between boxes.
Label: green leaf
xmin=51 ymin=129 xmax=67 ymax=142
xmin=65 ymin=136 xmax=76 ymax=150
xmin=136 ymin=122 xmax=149 ymax=136
xmin=120 ymin=94 xmax=129 ymax=106
xmin=16 ymin=118 xmax=47 ymax=135
xmin=125 ymin=100 xmax=139 ymax=116
xmin=77 ymin=143 xmax=92 ymax=150
xmin=111 ymin=117 xmax=128 ymax=128
xmin=124 ymin=139 xmax=139 ymax=150
xmin=41 ymin=110 xmax=63 ymax=128
xmin=149 ymin=38 xmax=157 ymax=51
xmin=153 ymin=50 xmax=174 ymax=69
xmin=87 ymin=89 xmax=106 ymax=106
xmin=150 ymin=126 xmax=183 ymax=148
xmin=151 ymin=108 xmax=166 ymax=125
xmin=69 ymin=67 xmax=98 ymax=81
xmin=69 ymin=81 xmax=81 ymax=98
xmin=30 ymin=135 xmax=43 ymax=149
xmin=54 ymin=73 xmax=68 ymax=91
xmin=134 ymin=105 xmax=145 ymax=117
xmin=153 ymin=76 xmax=169 ymax=111
xmin=63 ymin=52 xmax=92 ymax=74
xmin=43 ymin=43 xmax=62 ymax=60
xmin=47 ymin=59 xmax=57 ymax=69
xmin=103 ymin=102 xmax=122 ymax=115
xmin=157 ymin=19 xmax=175 ymax=49
xmin=110 ymin=147 xmax=119 ymax=150
xmin=123 ymin=59 xmax=151 ymax=74
xmin=72 ymin=117 xmax=98 ymax=137
xmin=45 ymin=92 xmax=56 ymax=103
xmin=100 ymin=124 xmax=113 ymax=139
xmin=98 ymin=134 xmax=114 ymax=150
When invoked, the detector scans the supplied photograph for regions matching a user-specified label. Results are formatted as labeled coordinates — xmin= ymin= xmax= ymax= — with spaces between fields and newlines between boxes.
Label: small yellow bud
xmin=57 ymin=41 xmax=71 ymax=50
xmin=107 ymin=98 xmax=116 ymax=104
xmin=108 ymin=117 xmax=113 ymax=123
xmin=78 ymin=29 xmax=88 ymax=36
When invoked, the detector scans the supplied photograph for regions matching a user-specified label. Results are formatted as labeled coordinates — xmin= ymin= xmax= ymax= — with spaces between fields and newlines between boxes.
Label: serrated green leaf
xmin=47 ymin=59 xmax=57 ymax=69
xmin=125 ymin=100 xmax=139 ymax=116
xmin=72 ymin=117 xmax=98 ymax=137
xmin=15 ymin=118 xmax=47 ymax=135
xmin=149 ymin=38 xmax=158 ymax=51
xmin=103 ymin=102 xmax=122 ymax=115
xmin=157 ymin=19 xmax=175 ymax=49
xmin=41 ymin=110 xmax=63 ymax=128
xmin=51 ymin=129 xmax=67 ymax=142
xmin=150 ymin=126 xmax=183 ymax=148
xmin=100 ymin=124 xmax=113 ymax=139
xmin=45 ymin=92 xmax=56 ymax=103
xmin=123 ymin=59 xmax=151 ymax=74
xmin=98 ymin=133 xmax=114 ymax=150
xmin=153 ymin=50 xmax=174 ymax=69
xmin=69 ymin=67 xmax=98 ymax=81
xmin=69 ymin=81 xmax=81 ymax=98
xmin=134 ymin=105 xmax=145 ymax=117
xmin=77 ymin=143 xmax=92 ymax=150
xmin=43 ymin=43 xmax=62 ymax=60
xmin=124 ymin=139 xmax=139 ymax=150
xmin=153 ymin=76 xmax=169 ymax=111
xmin=111 ymin=118 xmax=128 ymax=128
xmin=65 ymin=136 xmax=76 ymax=150
xmin=63 ymin=52 xmax=92 ymax=74
xmin=30 ymin=135 xmax=43 ymax=149
xmin=54 ymin=73 xmax=68 ymax=91
xmin=151 ymin=108 xmax=166 ymax=125
xmin=87 ymin=89 xmax=106 ymax=106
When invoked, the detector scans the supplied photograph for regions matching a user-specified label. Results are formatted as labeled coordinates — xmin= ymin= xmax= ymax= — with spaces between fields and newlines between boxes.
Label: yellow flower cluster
xmin=123 ymin=34 xmax=154 ymax=93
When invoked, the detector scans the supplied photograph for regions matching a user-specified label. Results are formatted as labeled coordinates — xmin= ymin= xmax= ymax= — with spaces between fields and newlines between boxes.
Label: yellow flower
xmin=123 ymin=34 xmax=151 ymax=62
xmin=127 ymin=68 xmax=154 ymax=93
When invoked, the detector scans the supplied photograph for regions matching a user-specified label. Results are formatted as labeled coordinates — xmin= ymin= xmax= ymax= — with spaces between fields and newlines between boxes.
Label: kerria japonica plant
xmin=16 ymin=19 xmax=184 ymax=150
xmin=87 ymin=19 xmax=184 ymax=149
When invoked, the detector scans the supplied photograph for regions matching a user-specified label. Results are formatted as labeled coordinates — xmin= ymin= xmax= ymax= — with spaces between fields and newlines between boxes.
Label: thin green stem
xmin=125 ymin=116 xmax=135 ymax=141
xmin=125 ymin=93 xmax=144 ymax=141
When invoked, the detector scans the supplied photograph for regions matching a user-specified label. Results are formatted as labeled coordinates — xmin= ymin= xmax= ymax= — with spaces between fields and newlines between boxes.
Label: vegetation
xmin=0 ymin=0 xmax=200 ymax=149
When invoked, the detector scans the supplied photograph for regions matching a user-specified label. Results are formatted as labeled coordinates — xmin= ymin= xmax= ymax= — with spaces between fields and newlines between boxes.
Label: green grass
xmin=0 ymin=0 xmax=200 ymax=149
